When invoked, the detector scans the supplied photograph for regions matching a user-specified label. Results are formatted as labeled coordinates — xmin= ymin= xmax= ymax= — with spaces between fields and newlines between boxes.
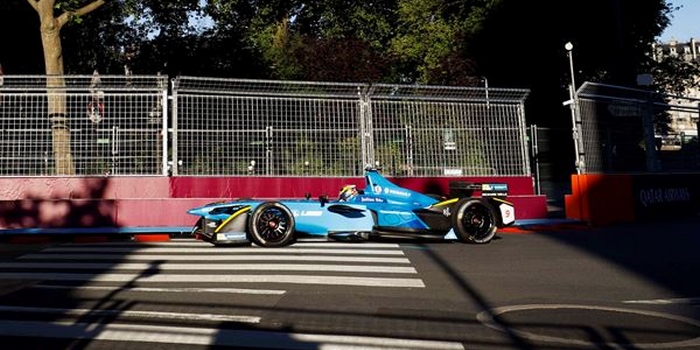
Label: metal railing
xmin=572 ymin=82 xmax=700 ymax=174
xmin=0 ymin=74 xmax=168 ymax=176
xmin=0 ymin=75 xmax=531 ymax=177
xmin=171 ymin=77 xmax=531 ymax=177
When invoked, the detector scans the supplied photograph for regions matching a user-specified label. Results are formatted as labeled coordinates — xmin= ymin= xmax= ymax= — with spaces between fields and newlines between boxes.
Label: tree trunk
xmin=37 ymin=1 xmax=74 ymax=175
xmin=43 ymin=30 xmax=74 ymax=175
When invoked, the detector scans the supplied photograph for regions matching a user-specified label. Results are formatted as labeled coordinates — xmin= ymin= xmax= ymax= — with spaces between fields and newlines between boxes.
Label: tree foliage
xmin=0 ymin=0 xmax=691 ymax=119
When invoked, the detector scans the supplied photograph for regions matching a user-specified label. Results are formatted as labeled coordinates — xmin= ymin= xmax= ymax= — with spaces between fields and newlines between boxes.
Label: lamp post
xmin=564 ymin=42 xmax=585 ymax=174
xmin=565 ymin=42 xmax=576 ymax=90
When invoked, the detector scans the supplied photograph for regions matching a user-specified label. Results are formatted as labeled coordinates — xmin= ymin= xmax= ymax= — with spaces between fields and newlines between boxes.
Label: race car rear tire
xmin=248 ymin=202 xmax=296 ymax=247
xmin=452 ymin=198 xmax=497 ymax=244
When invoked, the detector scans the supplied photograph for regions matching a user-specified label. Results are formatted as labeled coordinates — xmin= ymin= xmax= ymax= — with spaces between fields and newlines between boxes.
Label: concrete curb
xmin=0 ymin=218 xmax=591 ymax=244
xmin=0 ymin=226 xmax=191 ymax=244
xmin=499 ymin=218 xmax=590 ymax=234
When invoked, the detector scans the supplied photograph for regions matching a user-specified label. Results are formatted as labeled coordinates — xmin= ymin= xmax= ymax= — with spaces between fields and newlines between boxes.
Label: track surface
xmin=0 ymin=218 xmax=699 ymax=349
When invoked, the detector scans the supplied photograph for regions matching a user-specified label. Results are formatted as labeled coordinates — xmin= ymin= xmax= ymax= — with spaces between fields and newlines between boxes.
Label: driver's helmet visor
xmin=339 ymin=185 xmax=357 ymax=201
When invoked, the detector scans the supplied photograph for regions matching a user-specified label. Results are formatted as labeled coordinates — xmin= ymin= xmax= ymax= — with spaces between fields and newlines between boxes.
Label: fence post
xmin=566 ymin=84 xmax=586 ymax=174
xmin=160 ymin=81 xmax=169 ymax=176
xmin=529 ymin=124 xmax=540 ymax=195
xmin=360 ymin=86 xmax=374 ymax=170
xmin=170 ymin=78 xmax=179 ymax=176
xmin=642 ymin=91 xmax=659 ymax=171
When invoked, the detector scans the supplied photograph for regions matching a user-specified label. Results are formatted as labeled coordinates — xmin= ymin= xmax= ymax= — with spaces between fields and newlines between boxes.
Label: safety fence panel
xmin=575 ymin=82 xmax=700 ymax=174
xmin=0 ymin=75 xmax=168 ymax=176
xmin=368 ymin=85 xmax=531 ymax=177
xmin=171 ymin=77 xmax=531 ymax=177
xmin=0 ymin=75 xmax=531 ymax=178
xmin=172 ymin=77 xmax=366 ymax=176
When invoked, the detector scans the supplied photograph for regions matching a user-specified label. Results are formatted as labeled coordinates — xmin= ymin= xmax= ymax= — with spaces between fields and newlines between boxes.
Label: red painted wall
xmin=169 ymin=175 xmax=537 ymax=198
xmin=0 ymin=176 xmax=547 ymax=229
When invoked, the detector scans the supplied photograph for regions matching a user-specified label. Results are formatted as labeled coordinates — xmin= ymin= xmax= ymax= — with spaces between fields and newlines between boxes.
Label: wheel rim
xmin=460 ymin=204 xmax=494 ymax=240
xmin=255 ymin=208 xmax=291 ymax=243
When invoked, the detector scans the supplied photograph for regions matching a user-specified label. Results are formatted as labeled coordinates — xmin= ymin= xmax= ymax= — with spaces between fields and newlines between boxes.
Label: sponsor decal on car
xmin=292 ymin=210 xmax=323 ymax=217
xmin=383 ymin=187 xmax=411 ymax=197
xmin=442 ymin=207 xmax=451 ymax=217
xmin=483 ymin=183 xmax=508 ymax=192
xmin=216 ymin=232 xmax=246 ymax=241
xmin=499 ymin=203 xmax=515 ymax=225
xmin=360 ymin=197 xmax=386 ymax=203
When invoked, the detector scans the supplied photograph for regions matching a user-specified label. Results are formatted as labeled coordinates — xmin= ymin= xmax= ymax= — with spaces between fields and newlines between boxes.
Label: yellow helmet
xmin=338 ymin=185 xmax=358 ymax=201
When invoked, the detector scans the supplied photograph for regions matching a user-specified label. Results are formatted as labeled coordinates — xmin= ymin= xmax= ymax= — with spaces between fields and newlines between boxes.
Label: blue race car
xmin=186 ymin=168 xmax=515 ymax=247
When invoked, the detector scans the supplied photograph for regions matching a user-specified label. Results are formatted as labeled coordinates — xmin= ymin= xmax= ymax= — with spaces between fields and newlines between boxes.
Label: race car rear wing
xmin=449 ymin=181 xmax=508 ymax=199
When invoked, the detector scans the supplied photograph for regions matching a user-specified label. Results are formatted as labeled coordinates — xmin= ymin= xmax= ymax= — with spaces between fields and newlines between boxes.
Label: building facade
xmin=651 ymin=38 xmax=700 ymax=142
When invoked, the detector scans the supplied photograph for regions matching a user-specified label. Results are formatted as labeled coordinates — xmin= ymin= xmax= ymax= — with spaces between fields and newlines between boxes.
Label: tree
xmin=25 ymin=0 xmax=107 ymax=174
xmin=647 ymin=54 xmax=700 ymax=97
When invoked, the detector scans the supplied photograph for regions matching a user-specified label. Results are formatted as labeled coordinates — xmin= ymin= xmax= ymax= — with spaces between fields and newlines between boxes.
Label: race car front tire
xmin=452 ymin=198 xmax=497 ymax=244
xmin=247 ymin=202 xmax=296 ymax=247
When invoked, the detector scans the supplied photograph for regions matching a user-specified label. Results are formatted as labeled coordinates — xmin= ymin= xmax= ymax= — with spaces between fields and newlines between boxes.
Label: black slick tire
xmin=247 ymin=202 xmax=296 ymax=247
xmin=451 ymin=198 xmax=497 ymax=244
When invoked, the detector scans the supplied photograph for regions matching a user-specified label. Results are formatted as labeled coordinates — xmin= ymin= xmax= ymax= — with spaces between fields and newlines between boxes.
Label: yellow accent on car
xmin=214 ymin=206 xmax=251 ymax=233
xmin=491 ymin=197 xmax=513 ymax=206
xmin=429 ymin=198 xmax=459 ymax=208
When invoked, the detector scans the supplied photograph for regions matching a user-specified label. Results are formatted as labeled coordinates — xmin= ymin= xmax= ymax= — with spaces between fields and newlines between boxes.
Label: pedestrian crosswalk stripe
xmin=0 ymin=320 xmax=465 ymax=349
xmin=62 ymin=240 xmax=402 ymax=248
xmin=0 ymin=273 xmax=425 ymax=287
xmin=0 ymin=262 xmax=417 ymax=273
xmin=0 ymin=305 xmax=260 ymax=323
xmin=20 ymin=254 xmax=411 ymax=263
xmin=34 ymin=284 xmax=287 ymax=295
xmin=42 ymin=247 xmax=406 ymax=255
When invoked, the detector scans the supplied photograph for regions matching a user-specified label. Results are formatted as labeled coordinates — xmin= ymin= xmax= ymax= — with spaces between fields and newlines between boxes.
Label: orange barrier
xmin=565 ymin=174 xmax=635 ymax=225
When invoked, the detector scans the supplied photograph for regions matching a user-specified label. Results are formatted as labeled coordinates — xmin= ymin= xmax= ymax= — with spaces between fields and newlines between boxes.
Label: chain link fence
xmin=172 ymin=77 xmax=531 ymax=177
xmin=0 ymin=75 xmax=531 ymax=177
xmin=572 ymin=82 xmax=700 ymax=174
xmin=0 ymin=74 xmax=168 ymax=176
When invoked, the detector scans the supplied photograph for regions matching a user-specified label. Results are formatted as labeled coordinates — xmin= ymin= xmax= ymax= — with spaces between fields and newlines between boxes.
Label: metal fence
xmin=572 ymin=82 xmax=700 ymax=174
xmin=0 ymin=74 xmax=168 ymax=176
xmin=0 ymin=75 xmax=531 ymax=177
xmin=172 ymin=77 xmax=531 ymax=177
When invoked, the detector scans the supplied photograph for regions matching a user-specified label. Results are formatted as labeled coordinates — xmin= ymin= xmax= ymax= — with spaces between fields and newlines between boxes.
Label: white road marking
xmin=62 ymin=241 xmax=401 ymax=248
xmin=0 ymin=320 xmax=465 ymax=349
xmin=34 ymin=284 xmax=286 ymax=295
xmin=19 ymin=254 xmax=411 ymax=263
xmin=0 ymin=262 xmax=417 ymax=274
xmin=0 ymin=273 xmax=425 ymax=287
xmin=42 ymin=247 xmax=406 ymax=255
xmin=623 ymin=297 xmax=700 ymax=305
xmin=477 ymin=304 xmax=700 ymax=349
xmin=0 ymin=305 xmax=260 ymax=323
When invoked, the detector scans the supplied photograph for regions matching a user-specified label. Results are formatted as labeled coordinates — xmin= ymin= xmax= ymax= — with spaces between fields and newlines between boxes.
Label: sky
xmin=659 ymin=0 xmax=700 ymax=41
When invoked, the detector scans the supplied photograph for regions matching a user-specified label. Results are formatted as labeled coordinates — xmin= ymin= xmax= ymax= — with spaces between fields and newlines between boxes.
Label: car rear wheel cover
xmin=452 ymin=198 xmax=497 ymax=244
xmin=248 ymin=202 xmax=296 ymax=247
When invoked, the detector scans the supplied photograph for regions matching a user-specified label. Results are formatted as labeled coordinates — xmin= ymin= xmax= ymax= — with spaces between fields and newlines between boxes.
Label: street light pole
xmin=564 ymin=42 xmax=585 ymax=174
xmin=565 ymin=42 xmax=576 ymax=90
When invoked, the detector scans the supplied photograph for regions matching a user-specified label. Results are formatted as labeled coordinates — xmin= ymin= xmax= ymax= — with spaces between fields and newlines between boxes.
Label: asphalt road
xmin=0 ymin=217 xmax=699 ymax=349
